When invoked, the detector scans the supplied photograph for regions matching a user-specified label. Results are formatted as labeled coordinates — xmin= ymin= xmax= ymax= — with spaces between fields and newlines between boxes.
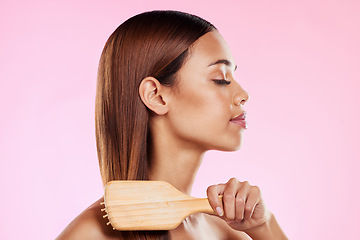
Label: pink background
xmin=1 ymin=0 xmax=359 ymax=239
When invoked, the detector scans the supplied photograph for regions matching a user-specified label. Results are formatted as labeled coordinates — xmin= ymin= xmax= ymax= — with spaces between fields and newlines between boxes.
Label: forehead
xmin=185 ymin=31 xmax=235 ymax=70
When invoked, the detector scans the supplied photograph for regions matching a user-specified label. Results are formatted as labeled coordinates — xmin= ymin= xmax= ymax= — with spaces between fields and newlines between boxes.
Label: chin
xmin=213 ymin=142 xmax=242 ymax=152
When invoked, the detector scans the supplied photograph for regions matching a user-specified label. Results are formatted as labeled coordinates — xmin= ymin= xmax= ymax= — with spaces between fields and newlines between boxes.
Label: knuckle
xmin=245 ymin=205 xmax=253 ymax=212
xmin=207 ymin=185 xmax=218 ymax=194
xmin=223 ymin=193 xmax=234 ymax=201
xmin=235 ymin=197 xmax=245 ymax=205
xmin=252 ymin=185 xmax=261 ymax=193
xmin=228 ymin=177 xmax=238 ymax=184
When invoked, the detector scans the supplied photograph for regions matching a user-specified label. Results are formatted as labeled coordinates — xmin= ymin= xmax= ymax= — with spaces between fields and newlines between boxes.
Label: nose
xmin=233 ymin=86 xmax=250 ymax=106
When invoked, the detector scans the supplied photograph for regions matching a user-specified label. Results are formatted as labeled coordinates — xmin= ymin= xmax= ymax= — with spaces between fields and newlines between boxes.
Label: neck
xmin=148 ymin=149 xmax=205 ymax=195
xmin=148 ymin=119 xmax=206 ymax=195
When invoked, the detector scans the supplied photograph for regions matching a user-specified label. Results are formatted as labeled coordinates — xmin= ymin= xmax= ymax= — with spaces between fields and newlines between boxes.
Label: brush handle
xmin=184 ymin=196 xmax=223 ymax=215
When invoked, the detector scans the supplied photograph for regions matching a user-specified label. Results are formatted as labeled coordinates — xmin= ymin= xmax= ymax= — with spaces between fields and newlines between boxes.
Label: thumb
xmin=207 ymin=184 xmax=226 ymax=217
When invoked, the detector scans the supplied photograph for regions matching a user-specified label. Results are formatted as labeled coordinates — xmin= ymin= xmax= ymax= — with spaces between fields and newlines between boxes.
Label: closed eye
xmin=213 ymin=79 xmax=231 ymax=85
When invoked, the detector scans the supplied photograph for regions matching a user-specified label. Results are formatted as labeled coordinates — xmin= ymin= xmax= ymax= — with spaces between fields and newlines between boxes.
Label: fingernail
xmin=216 ymin=207 xmax=223 ymax=216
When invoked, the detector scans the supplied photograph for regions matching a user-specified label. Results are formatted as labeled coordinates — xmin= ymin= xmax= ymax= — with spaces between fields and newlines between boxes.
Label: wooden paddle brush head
xmin=102 ymin=181 xmax=217 ymax=231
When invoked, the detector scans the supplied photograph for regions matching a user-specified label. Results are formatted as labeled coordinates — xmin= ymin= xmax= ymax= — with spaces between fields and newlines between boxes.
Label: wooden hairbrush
xmin=102 ymin=180 xmax=222 ymax=231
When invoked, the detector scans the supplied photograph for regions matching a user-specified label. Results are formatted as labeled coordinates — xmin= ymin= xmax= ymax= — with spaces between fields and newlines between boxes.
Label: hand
xmin=207 ymin=178 xmax=271 ymax=232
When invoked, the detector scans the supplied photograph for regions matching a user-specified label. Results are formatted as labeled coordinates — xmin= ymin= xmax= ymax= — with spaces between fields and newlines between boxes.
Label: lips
xmin=230 ymin=112 xmax=247 ymax=129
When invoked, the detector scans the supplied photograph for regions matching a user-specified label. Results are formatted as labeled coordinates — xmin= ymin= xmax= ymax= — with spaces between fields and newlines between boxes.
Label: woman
xmin=57 ymin=10 xmax=288 ymax=239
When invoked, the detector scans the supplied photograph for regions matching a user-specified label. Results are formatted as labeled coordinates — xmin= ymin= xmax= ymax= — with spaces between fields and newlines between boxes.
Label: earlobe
xmin=139 ymin=77 xmax=169 ymax=115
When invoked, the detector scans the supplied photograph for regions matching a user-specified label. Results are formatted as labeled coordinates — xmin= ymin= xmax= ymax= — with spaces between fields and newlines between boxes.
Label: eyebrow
xmin=207 ymin=59 xmax=237 ymax=71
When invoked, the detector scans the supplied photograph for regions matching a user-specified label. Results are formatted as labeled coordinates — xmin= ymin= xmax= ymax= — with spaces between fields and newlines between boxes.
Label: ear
xmin=139 ymin=77 xmax=169 ymax=115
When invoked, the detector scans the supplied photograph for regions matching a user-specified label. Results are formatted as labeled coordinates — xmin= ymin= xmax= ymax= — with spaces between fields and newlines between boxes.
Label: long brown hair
xmin=95 ymin=10 xmax=215 ymax=239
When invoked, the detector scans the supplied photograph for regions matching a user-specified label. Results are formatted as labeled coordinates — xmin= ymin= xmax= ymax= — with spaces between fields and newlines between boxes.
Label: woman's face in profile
xmin=165 ymin=31 xmax=249 ymax=152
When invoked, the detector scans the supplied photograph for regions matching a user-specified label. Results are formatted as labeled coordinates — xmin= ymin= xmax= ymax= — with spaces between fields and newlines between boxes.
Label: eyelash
xmin=213 ymin=79 xmax=231 ymax=85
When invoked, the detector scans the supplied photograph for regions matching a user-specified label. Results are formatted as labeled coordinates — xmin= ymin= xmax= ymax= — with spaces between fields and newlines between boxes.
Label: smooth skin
xmin=56 ymin=31 xmax=287 ymax=240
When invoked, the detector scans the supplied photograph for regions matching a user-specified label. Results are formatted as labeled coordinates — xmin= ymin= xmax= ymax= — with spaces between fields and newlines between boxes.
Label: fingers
xmin=243 ymin=186 xmax=260 ymax=220
xmin=207 ymin=178 xmax=261 ymax=222
xmin=234 ymin=182 xmax=249 ymax=221
xmin=223 ymin=178 xmax=241 ymax=220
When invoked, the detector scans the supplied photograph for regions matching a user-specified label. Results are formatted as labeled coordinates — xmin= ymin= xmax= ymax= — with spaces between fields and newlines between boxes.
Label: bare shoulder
xmin=56 ymin=197 xmax=119 ymax=240
xmin=204 ymin=214 xmax=252 ymax=240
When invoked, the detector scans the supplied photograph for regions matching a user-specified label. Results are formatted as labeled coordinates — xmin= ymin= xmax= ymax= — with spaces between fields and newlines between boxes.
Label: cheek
xmin=176 ymin=86 xmax=228 ymax=118
xmin=169 ymin=88 xmax=231 ymax=136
